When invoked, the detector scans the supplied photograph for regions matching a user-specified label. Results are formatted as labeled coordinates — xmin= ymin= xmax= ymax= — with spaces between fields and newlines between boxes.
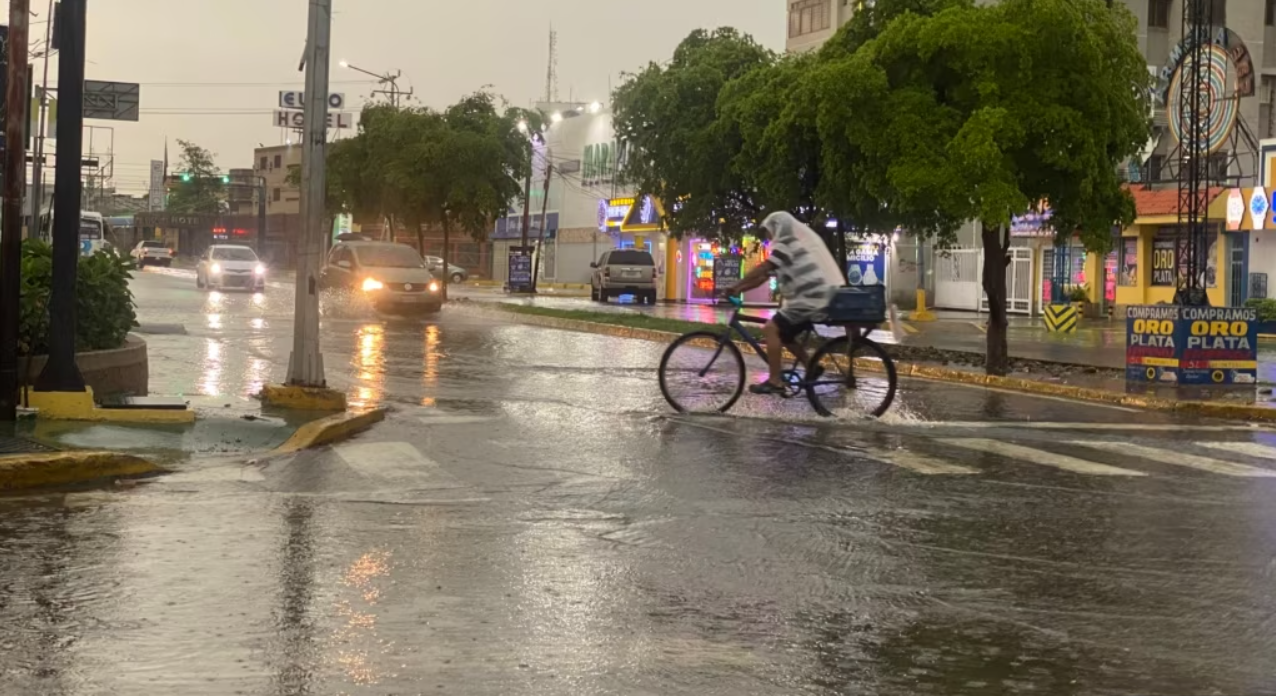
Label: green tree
xmin=810 ymin=0 xmax=1150 ymax=374
xmin=612 ymin=28 xmax=775 ymax=241
xmin=166 ymin=139 xmax=225 ymax=214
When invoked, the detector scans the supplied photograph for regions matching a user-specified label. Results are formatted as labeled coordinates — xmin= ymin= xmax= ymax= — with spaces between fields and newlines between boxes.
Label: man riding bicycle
xmin=721 ymin=211 xmax=845 ymax=396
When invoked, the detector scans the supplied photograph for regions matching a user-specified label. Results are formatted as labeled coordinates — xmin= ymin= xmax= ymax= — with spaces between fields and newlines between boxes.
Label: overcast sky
xmin=41 ymin=0 xmax=782 ymax=194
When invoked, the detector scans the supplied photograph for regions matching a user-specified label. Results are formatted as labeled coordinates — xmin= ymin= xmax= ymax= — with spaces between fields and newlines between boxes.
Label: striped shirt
xmin=767 ymin=215 xmax=844 ymax=319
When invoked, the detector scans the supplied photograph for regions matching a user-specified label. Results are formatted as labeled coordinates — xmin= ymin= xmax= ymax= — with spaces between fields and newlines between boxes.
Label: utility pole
xmin=531 ymin=156 xmax=552 ymax=293
xmin=286 ymin=0 xmax=330 ymax=388
xmin=256 ymin=176 xmax=267 ymax=260
xmin=29 ymin=0 xmax=54 ymax=239
xmin=33 ymin=0 xmax=85 ymax=393
xmin=1 ymin=0 xmax=31 ymax=421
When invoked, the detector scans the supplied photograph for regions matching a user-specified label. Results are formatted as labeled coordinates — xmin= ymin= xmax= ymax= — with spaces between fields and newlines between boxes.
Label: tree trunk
xmin=414 ymin=219 xmax=425 ymax=257
xmin=981 ymin=222 xmax=1011 ymax=376
xmin=441 ymin=217 xmax=451 ymax=302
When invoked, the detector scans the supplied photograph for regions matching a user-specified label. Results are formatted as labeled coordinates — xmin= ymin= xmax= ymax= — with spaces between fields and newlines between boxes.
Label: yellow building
xmin=1112 ymin=187 xmax=1238 ymax=310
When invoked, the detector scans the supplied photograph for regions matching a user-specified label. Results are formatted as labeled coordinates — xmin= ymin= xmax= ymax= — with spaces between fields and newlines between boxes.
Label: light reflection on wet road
xmin=2 ymin=268 xmax=1276 ymax=695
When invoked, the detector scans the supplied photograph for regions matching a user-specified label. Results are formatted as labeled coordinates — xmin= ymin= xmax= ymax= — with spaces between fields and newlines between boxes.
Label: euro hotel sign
xmin=1126 ymin=305 xmax=1258 ymax=385
xmin=273 ymin=110 xmax=353 ymax=129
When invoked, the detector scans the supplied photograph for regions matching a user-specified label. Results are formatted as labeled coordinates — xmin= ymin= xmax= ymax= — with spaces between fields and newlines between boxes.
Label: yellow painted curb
xmin=0 ymin=451 xmax=163 ymax=491
xmin=273 ymin=408 xmax=388 ymax=454
xmin=260 ymin=384 xmax=348 ymax=411
xmin=24 ymin=387 xmax=195 ymax=423
xmin=480 ymin=305 xmax=1276 ymax=423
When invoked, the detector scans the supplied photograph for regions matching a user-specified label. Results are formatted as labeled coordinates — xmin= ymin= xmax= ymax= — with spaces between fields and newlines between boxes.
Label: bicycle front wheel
xmin=806 ymin=335 xmax=898 ymax=418
xmin=658 ymin=331 xmax=745 ymax=414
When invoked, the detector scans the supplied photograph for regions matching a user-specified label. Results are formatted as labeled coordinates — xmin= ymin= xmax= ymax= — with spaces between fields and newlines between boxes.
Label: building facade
xmin=785 ymin=0 xmax=855 ymax=53
xmin=253 ymin=144 xmax=302 ymax=216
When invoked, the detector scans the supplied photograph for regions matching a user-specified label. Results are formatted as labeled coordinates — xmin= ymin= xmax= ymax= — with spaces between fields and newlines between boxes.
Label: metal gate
xmin=934 ymin=248 xmax=982 ymax=311
xmin=980 ymin=247 xmax=1034 ymax=315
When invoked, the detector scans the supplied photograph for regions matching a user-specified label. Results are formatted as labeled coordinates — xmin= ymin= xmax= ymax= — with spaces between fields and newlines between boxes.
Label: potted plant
xmin=1067 ymin=284 xmax=1090 ymax=315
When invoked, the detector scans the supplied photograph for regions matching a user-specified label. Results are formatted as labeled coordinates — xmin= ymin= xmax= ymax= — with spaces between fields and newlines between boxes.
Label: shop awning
xmin=1127 ymin=185 xmax=1225 ymax=225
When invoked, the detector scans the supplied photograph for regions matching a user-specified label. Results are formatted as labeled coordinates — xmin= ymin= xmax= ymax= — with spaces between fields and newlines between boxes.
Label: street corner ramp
xmin=271 ymin=407 xmax=389 ymax=455
xmin=0 ymin=451 xmax=164 ymax=492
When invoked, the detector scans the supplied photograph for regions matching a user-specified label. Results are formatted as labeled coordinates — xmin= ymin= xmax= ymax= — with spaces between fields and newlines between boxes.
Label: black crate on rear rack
xmin=825 ymin=284 xmax=887 ymax=324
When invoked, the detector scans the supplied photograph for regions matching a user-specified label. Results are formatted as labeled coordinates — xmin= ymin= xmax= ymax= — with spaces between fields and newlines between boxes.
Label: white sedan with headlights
xmin=196 ymin=244 xmax=267 ymax=292
xmin=320 ymin=241 xmax=443 ymax=314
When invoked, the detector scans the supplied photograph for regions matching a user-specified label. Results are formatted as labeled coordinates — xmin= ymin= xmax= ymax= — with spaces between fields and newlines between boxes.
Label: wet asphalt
xmin=3 ymin=268 xmax=1276 ymax=695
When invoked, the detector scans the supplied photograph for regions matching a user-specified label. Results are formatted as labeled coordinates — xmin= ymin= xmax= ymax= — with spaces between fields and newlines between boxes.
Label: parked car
xmin=322 ymin=241 xmax=442 ymax=314
xmin=197 ymin=244 xmax=266 ymax=292
xmin=130 ymin=240 xmax=173 ymax=267
xmin=425 ymin=256 xmax=468 ymax=283
xmin=591 ymin=249 xmax=658 ymax=304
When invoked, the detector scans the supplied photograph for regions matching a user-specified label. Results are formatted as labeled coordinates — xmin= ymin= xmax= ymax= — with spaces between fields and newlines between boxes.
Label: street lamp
xmin=338 ymin=60 xmax=410 ymax=106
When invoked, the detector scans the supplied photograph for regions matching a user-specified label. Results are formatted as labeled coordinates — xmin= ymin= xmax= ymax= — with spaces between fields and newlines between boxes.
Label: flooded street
xmin=2 ymin=269 xmax=1275 ymax=695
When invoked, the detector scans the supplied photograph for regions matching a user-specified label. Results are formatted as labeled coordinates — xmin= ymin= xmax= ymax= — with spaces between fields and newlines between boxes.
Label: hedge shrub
xmin=19 ymin=240 xmax=138 ymax=356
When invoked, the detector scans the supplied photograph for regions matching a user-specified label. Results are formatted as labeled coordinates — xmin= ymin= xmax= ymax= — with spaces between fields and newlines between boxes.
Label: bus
xmin=40 ymin=209 xmax=112 ymax=255
xmin=78 ymin=211 xmax=111 ymax=255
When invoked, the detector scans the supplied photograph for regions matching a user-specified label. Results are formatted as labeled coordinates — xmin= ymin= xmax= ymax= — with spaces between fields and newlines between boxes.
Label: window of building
xmin=273 ymin=154 xmax=282 ymax=169
xmin=272 ymin=188 xmax=281 ymax=202
xmin=789 ymin=0 xmax=830 ymax=38
xmin=1147 ymin=154 xmax=1165 ymax=182
xmin=259 ymin=156 xmax=268 ymax=170
xmin=1267 ymin=0 xmax=1275 ymax=25
xmin=1148 ymin=0 xmax=1171 ymax=28
xmin=1207 ymin=152 xmax=1230 ymax=181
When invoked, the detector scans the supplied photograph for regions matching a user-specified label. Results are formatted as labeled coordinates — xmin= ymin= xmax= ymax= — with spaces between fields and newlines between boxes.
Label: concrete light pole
xmin=286 ymin=0 xmax=331 ymax=389
xmin=1 ymin=0 xmax=32 ymax=421
xmin=338 ymin=61 xmax=409 ymax=107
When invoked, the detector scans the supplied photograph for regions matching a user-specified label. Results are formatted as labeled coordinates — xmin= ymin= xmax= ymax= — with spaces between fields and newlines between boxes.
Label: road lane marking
xmin=335 ymin=441 xmax=465 ymax=485
xmin=669 ymin=415 xmax=972 ymax=474
xmin=1195 ymin=441 xmax=1276 ymax=461
xmin=938 ymin=422 xmax=1261 ymax=432
xmin=944 ymin=439 xmax=1147 ymax=476
xmin=418 ymin=413 xmax=499 ymax=425
xmin=868 ymin=448 xmax=978 ymax=475
xmin=1070 ymin=441 xmax=1276 ymax=478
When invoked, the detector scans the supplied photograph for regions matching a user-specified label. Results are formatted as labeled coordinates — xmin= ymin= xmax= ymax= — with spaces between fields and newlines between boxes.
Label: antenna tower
xmin=546 ymin=27 xmax=559 ymax=103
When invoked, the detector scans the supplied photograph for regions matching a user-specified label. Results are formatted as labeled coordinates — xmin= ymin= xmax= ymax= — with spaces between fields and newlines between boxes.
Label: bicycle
xmin=657 ymin=294 xmax=899 ymax=418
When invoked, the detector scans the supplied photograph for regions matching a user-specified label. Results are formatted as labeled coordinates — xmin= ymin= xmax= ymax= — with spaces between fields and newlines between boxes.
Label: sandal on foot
xmin=749 ymin=381 xmax=791 ymax=397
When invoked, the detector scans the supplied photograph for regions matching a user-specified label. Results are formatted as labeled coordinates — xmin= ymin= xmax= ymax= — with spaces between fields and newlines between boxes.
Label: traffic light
xmin=181 ymin=172 xmax=192 ymax=182
xmin=221 ymin=175 xmax=230 ymax=184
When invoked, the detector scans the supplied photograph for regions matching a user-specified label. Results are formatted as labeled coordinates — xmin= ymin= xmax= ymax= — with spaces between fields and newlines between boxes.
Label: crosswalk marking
xmin=335 ymin=441 xmax=465 ymax=486
xmin=1071 ymin=441 xmax=1276 ymax=478
xmin=1195 ymin=441 xmax=1276 ymax=460
xmin=944 ymin=439 xmax=1147 ymax=476
xmin=869 ymin=448 xmax=978 ymax=475
xmin=938 ymin=422 xmax=1261 ymax=432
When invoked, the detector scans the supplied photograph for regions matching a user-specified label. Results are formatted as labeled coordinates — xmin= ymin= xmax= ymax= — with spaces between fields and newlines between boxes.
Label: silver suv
xmin=590 ymin=249 xmax=657 ymax=304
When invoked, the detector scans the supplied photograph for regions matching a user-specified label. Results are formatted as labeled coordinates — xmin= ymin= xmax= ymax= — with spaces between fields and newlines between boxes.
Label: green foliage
xmin=612 ymin=28 xmax=775 ymax=240
xmin=1245 ymin=298 xmax=1276 ymax=322
xmin=166 ymin=139 xmax=226 ymax=214
xmin=322 ymin=96 xmax=534 ymax=251
xmin=18 ymin=240 xmax=138 ymax=356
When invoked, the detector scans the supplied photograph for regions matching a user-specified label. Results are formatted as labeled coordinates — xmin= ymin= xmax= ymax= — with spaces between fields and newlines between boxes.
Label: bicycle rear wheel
xmin=658 ymin=331 xmax=746 ymax=414
xmin=805 ymin=335 xmax=898 ymax=418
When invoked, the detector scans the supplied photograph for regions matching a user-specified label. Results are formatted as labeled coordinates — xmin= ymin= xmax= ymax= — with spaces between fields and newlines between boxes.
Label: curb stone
xmin=272 ymin=408 xmax=389 ymax=454
xmin=0 ymin=451 xmax=164 ymax=492
xmin=477 ymin=306 xmax=1276 ymax=423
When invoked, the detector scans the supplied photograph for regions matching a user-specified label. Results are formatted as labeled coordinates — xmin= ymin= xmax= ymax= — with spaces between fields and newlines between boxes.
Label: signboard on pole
xmin=148 ymin=160 xmax=165 ymax=211
xmin=507 ymin=246 xmax=533 ymax=292
xmin=273 ymin=110 xmax=352 ymax=129
xmin=278 ymin=91 xmax=345 ymax=110
xmin=83 ymin=80 xmax=140 ymax=121
xmin=846 ymin=242 xmax=885 ymax=286
xmin=712 ymin=253 xmax=743 ymax=300
xmin=1126 ymin=305 xmax=1258 ymax=385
